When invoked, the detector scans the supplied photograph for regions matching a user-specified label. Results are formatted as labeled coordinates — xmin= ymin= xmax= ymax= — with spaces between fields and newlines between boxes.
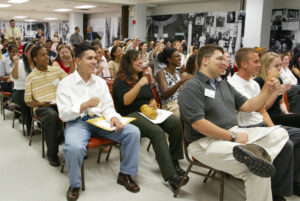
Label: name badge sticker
xmin=204 ymin=88 xmax=215 ymax=98
xmin=52 ymin=79 xmax=59 ymax=86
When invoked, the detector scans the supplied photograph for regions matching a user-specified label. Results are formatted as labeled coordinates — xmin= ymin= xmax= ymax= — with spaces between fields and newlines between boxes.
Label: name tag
xmin=52 ymin=79 xmax=59 ymax=86
xmin=204 ymin=88 xmax=215 ymax=98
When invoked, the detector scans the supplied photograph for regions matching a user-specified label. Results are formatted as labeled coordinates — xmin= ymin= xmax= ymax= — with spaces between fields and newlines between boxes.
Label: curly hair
xmin=117 ymin=50 xmax=142 ymax=88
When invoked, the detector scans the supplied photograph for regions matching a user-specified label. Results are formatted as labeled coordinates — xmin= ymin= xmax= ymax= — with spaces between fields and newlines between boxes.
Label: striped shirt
xmin=25 ymin=66 xmax=67 ymax=103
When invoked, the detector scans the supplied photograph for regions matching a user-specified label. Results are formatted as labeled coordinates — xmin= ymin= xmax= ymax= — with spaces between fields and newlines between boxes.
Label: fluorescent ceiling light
xmin=14 ymin=16 xmax=28 ymax=19
xmin=54 ymin=8 xmax=72 ymax=12
xmin=74 ymin=5 xmax=96 ymax=9
xmin=24 ymin=19 xmax=36 ymax=22
xmin=8 ymin=0 xmax=29 ymax=3
xmin=43 ymin=17 xmax=57 ymax=20
xmin=0 ymin=4 xmax=11 ymax=7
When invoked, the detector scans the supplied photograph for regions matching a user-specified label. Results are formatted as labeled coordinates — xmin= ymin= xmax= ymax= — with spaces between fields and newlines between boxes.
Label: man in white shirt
xmin=4 ymin=19 xmax=23 ymax=41
xmin=228 ymin=48 xmax=300 ymax=200
xmin=56 ymin=45 xmax=141 ymax=201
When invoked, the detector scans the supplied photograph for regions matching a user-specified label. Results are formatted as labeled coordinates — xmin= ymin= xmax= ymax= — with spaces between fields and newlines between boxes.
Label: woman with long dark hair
xmin=113 ymin=50 xmax=189 ymax=191
xmin=10 ymin=42 xmax=35 ymax=135
xmin=156 ymin=47 xmax=192 ymax=118
xmin=108 ymin=45 xmax=122 ymax=79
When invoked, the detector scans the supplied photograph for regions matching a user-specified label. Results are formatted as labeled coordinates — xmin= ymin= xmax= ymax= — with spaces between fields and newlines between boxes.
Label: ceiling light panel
xmin=74 ymin=5 xmax=96 ymax=9
xmin=0 ymin=4 xmax=11 ymax=7
xmin=54 ymin=8 xmax=72 ymax=12
xmin=8 ymin=0 xmax=29 ymax=3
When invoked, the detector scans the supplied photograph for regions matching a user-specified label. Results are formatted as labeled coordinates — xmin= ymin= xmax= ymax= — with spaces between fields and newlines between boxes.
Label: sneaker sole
xmin=233 ymin=145 xmax=275 ymax=178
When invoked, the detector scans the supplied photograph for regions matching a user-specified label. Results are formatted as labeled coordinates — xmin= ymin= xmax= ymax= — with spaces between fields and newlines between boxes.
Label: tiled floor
xmin=0 ymin=111 xmax=299 ymax=201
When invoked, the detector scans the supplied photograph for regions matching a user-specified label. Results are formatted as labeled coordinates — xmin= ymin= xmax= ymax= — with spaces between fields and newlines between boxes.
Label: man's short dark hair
xmin=8 ymin=44 xmax=18 ymax=52
xmin=46 ymin=39 xmax=53 ymax=44
xmin=74 ymin=44 xmax=95 ymax=59
xmin=75 ymin=26 xmax=79 ymax=31
xmin=9 ymin=19 xmax=15 ymax=24
xmin=235 ymin=48 xmax=257 ymax=69
xmin=197 ymin=44 xmax=224 ymax=68
xmin=91 ymin=40 xmax=102 ymax=48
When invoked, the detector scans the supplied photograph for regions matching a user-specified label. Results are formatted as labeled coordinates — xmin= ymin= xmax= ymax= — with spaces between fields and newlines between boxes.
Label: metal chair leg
xmin=219 ymin=172 xmax=225 ymax=201
xmin=42 ymin=128 xmax=45 ymax=158
xmin=174 ymin=163 xmax=193 ymax=198
xmin=105 ymin=146 xmax=113 ymax=161
xmin=97 ymin=148 xmax=102 ymax=163
xmin=203 ymin=169 xmax=213 ymax=183
xmin=81 ymin=162 xmax=85 ymax=191
xmin=146 ymin=141 xmax=152 ymax=152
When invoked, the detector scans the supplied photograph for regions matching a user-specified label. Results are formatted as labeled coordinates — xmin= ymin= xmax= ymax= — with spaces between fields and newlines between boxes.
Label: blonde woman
xmin=255 ymin=52 xmax=300 ymax=128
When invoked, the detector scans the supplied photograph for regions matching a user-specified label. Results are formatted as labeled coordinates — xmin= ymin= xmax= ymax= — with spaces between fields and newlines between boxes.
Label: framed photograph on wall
xmin=205 ymin=16 xmax=214 ymax=26
xmin=227 ymin=12 xmax=236 ymax=23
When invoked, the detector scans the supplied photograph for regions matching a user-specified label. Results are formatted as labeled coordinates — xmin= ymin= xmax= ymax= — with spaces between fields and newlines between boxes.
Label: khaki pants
xmin=189 ymin=126 xmax=289 ymax=201
xmin=162 ymin=100 xmax=180 ymax=119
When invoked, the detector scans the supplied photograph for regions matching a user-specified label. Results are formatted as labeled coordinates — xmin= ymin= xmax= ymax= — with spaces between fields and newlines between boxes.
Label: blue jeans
xmin=63 ymin=117 xmax=141 ymax=188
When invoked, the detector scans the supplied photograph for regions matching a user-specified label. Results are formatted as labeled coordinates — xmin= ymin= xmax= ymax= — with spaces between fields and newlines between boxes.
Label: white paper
xmin=139 ymin=109 xmax=173 ymax=124
xmin=247 ymin=125 xmax=281 ymax=143
xmin=91 ymin=117 xmax=134 ymax=131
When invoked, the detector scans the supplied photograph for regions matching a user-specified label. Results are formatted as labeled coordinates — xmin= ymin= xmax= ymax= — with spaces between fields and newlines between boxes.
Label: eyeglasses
xmin=172 ymin=55 xmax=181 ymax=58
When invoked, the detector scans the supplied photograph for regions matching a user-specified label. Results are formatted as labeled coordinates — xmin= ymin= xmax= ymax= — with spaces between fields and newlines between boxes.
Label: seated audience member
xmin=220 ymin=51 xmax=233 ymax=80
xmin=126 ymin=38 xmax=139 ymax=52
xmin=178 ymin=45 xmax=289 ymax=201
xmin=255 ymin=52 xmax=300 ymax=128
xmin=113 ymin=50 xmax=189 ymax=191
xmin=108 ymin=38 xmax=121 ymax=54
xmin=53 ymin=45 xmax=75 ymax=74
xmin=36 ymin=29 xmax=44 ymax=39
xmin=185 ymin=54 xmax=198 ymax=75
xmin=172 ymin=40 xmax=186 ymax=71
xmin=280 ymin=52 xmax=300 ymax=113
xmin=0 ymin=45 xmax=19 ymax=93
xmin=86 ymin=26 xmax=101 ymax=41
xmin=1 ymin=38 xmax=9 ymax=56
xmin=53 ymin=32 xmax=60 ymax=49
xmin=46 ymin=40 xmax=57 ymax=65
xmin=139 ymin=42 xmax=150 ymax=68
xmin=152 ymin=40 xmax=166 ymax=76
xmin=156 ymin=48 xmax=192 ymax=118
xmin=108 ymin=45 xmax=122 ymax=79
xmin=185 ymin=45 xmax=199 ymax=64
xmin=228 ymin=48 xmax=300 ymax=200
xmin=10 ymin=42 xmax=35 ymax=135
xmin=290 ymin=52 xmax=300 ymax=81
xmin=94 ymin=46 xmax=110 ymax=78
xmin=56 ymin=45 xmax=141 ymax=201
xmin=25 ymin=45 xmax=67 ymax=167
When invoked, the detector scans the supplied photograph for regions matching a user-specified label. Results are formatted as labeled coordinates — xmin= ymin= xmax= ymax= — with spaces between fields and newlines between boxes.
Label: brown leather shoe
xmin=117 ymin=173 xmax=140 ymax=193
xmin=66 ymin=187 xmax=80 ymax=201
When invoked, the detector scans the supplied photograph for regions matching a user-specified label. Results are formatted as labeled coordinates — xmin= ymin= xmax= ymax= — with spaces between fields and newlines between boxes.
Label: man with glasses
xmin=178 ymin=44 xmax=289 ymax=201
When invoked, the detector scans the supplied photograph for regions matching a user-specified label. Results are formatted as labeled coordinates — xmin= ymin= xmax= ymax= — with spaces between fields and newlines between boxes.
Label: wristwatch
xmin=231 ymin=131 xmax=237 ymax=142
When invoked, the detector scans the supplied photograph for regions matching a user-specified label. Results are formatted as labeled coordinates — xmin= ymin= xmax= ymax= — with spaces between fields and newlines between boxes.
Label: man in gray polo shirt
xmin=178 ymin=45 xmax=288 ymax=201
xmin=69 ymin=27 xmax=83 ymax=49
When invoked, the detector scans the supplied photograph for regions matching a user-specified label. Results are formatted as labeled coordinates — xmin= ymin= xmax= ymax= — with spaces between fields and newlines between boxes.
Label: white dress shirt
xmin=228 ymin=74 xmax=263 ymax=126
xmin=56 ymin=70 xmax=121 ymax=122
xmin=10 ymin=60 xmax=27 ymax=90
xmin=280 ymin=67 xmax=298 ymax=85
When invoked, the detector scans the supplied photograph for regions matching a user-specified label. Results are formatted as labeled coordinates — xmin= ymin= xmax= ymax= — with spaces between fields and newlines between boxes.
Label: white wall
xmin=147 ymin=0 xmax=241 ymax=16
xmin=88 ymin=11 xmax=121 ymax=19
xmin=69 ymin=13 xmax=83 ymax=42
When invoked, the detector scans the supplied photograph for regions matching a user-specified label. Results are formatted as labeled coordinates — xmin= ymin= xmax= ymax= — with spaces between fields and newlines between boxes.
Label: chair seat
xmin=87 ymin=137 xmax=116 ymax=149
xmin=2 ymin=91 xmax=12 ymax=97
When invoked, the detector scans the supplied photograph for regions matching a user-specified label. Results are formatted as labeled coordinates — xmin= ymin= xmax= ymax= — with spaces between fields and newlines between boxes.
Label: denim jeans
xmin=63 ymin=117 xmax=141 ymax=188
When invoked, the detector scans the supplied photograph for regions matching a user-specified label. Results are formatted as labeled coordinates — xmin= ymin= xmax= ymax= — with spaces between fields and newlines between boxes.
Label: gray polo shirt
xmin=69 ymin=33 xmax=83 ymax=45
xmin=178 ymin=71 xmax=248 ymax=143
xmin=0 ymin=57 xmax=14 ymax=77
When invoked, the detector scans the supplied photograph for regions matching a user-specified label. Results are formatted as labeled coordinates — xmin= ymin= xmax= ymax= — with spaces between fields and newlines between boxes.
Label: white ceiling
xmin=0 ymin=0 xmax=233 ymax=21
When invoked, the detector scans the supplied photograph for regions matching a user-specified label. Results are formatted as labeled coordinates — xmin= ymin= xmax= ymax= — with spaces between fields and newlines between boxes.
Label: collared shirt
xmin=280 ymin=67 xmax=298 ymax=85
xmin=228 ymin=74 xmax=263 ymax=126
xmin=56 ymin=70 xmax=121 ymax=122
xmin=10 ymin=60 xmax=27 ymax=90
xmin=0 ymin=56 xmax=14 ymax=76
xmin=178 ymin=71 xmax=248 ymax=143
xmin=4 ymin=27 xmax=23 ymax=40
xmin=69 ymin=33 xmax=83 ymax=45
xmin=25 ymin=66 xmax=67 ymax=103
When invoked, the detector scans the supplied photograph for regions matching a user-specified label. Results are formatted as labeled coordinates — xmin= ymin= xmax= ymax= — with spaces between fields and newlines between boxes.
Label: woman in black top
xmin=113 ymin=50 xmax=188 ymax=190
xmin=255 ymin=52 xmax=300 ymax=128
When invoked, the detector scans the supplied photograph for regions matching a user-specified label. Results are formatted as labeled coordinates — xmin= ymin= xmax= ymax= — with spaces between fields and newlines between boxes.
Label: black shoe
xmin=233 ymin=144 xmax=275 ymax=178
xmin=48 ymin=156 xmax=60 ymax=167
xmin=294 ymin=182 xmax=300 ymax=196
xmin=67 ymin=187 xmax=80 ymax=201
xmin=168 ymin=173 xmax=189 ymax=191
xmin=273 ymin=195 xmax=286 ymax=201
xmin=117 ymin=172 xmax=140 ymax=193
xmin=173 ymin=160 xmax=185 ymax=176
